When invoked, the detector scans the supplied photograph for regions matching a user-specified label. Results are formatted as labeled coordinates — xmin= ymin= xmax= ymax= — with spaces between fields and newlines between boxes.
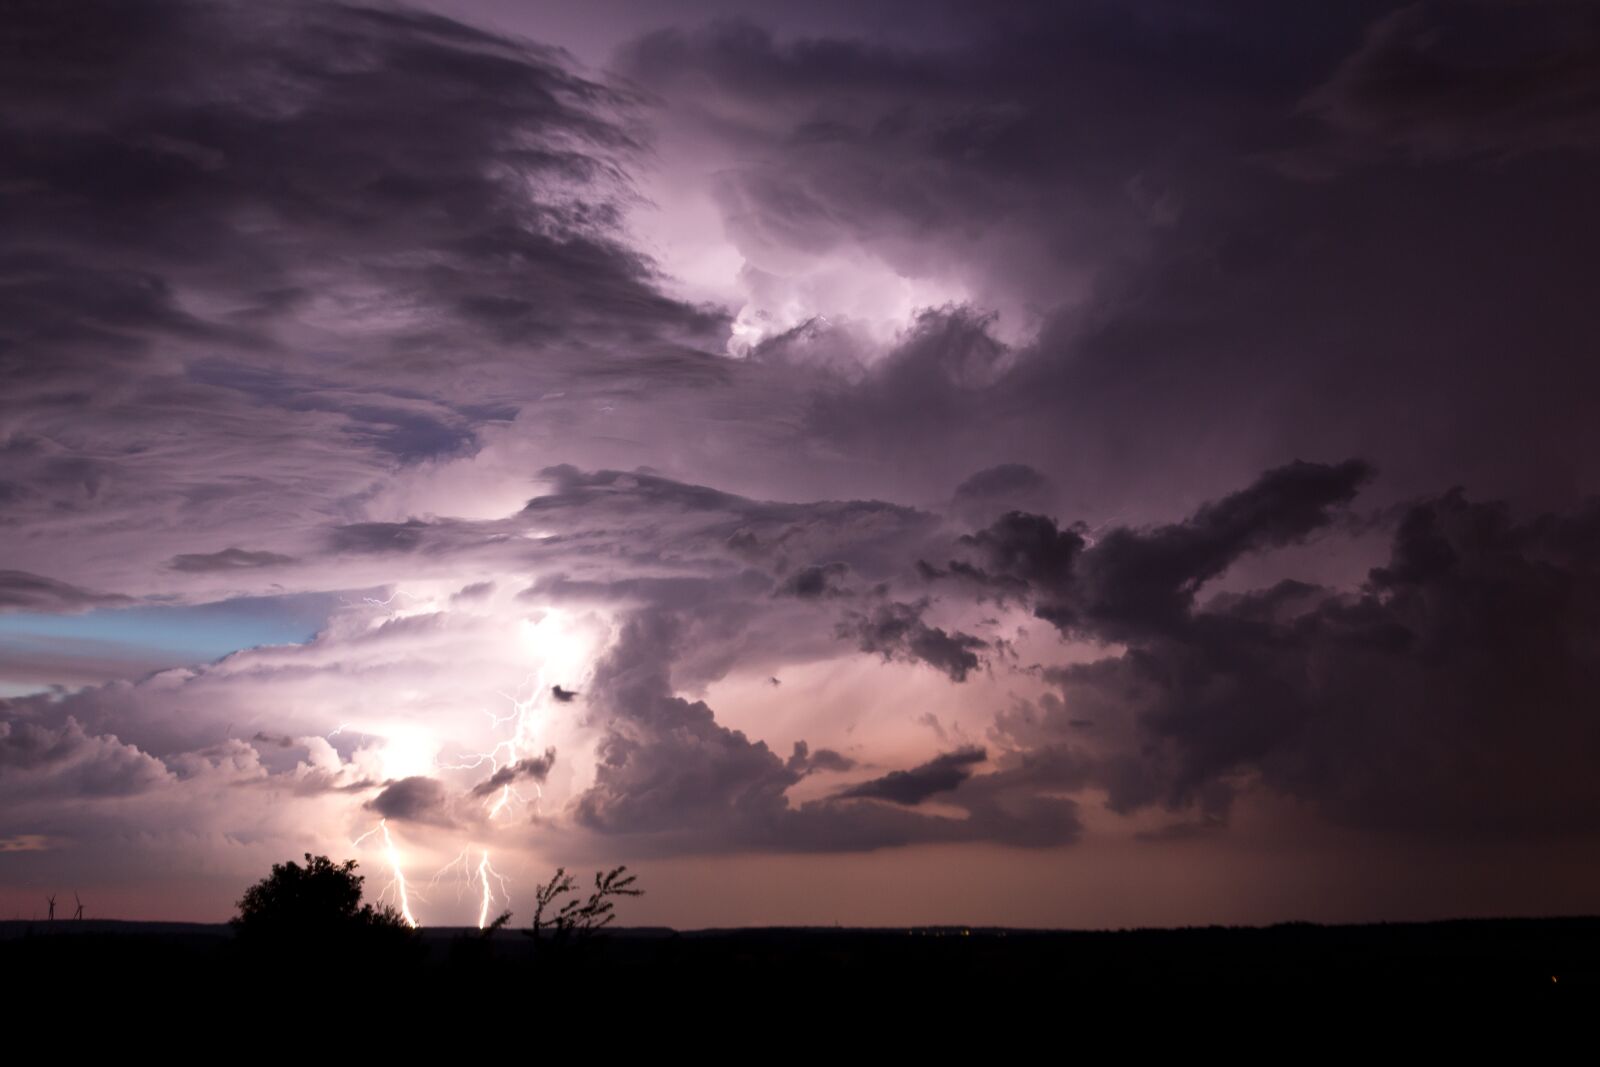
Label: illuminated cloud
xmin=4 ymin=0 xmax=1600 ymax=927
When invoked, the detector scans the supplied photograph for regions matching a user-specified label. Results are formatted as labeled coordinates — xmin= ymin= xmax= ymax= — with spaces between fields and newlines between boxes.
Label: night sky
xmin=4 ymin=0 xmax=1600 ymax=927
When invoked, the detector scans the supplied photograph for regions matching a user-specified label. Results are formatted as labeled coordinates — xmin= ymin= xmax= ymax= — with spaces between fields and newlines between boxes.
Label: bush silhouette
xmin=232 ymin=853 xmax=414 ymax=950
xmin=527 ymin=865 xmax=642 ymax=948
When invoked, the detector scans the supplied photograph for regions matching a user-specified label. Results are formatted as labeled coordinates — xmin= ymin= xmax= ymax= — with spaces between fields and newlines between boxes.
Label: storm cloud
xmin=836 ymin=746 xmax=987 ymax=805
xmin=982 ymin=477 xmax=1600 ymax=838
xmin=3 ymin=0 xmax=1598 ymax=927
xmin=366 ymin=776 xmax=454 ymax=826
xmin=470 ymin=748 xmax=559 ymax=797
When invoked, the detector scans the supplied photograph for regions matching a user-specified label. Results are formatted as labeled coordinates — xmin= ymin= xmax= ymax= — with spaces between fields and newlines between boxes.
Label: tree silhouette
xmin=232 ymin=853 xmax=413 ymax=948
xmin=527 ymin=865 xmax=642 ymax=948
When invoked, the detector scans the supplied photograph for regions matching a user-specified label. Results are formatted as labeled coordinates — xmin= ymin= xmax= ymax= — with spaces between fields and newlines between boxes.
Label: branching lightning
xmin=428 ymin=846 xmax=511 ymax=929
xmin=417 ymin=677 xmax=558 ymax=928
xmin=477 ymin=851 xmax=507 ymax=928
xmin=437 ymin=671 xmax=554 ymax=820
xmin=351 ymin=603 xmax=588 ymax=927
xmin=354 ymin=818 xmax=419 ymax=928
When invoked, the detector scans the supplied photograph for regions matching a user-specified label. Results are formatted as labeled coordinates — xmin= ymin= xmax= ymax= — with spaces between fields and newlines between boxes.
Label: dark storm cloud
xmin=618 ymin=12 xmax=1166 ymax=307
xmin=941 ymin=513 xmax=1081 ymax=599
xmin=839 ymin=600 xmax=988 ymax=682
xmin=0 ymin=717 xmax=170 ymax=799
xmin=0 ymin=0 xmax=722 ymax=381
xmin=954 ymin=464 xmax=1051 ymax=507
xmin=774 ymin=562 xmax=851 ymax=599
xmin=573 ymin=609 xmax=1079 ymax=852
xmin=950 ymin=464 xmax=1054 ymax=528
xmin=168 ymin=548 xmax=297 ymax=573
xmin=804 ymin=310 xmax=1017 ymax=475
xmin=366 ymin=775 xmax=454 ymax=826
xmin=621 ymin=2 xmax=1600 ymax=518
xmin=470 ymin=748 xmax=558 ymax=797
xmin=0 ymin=571 xmax=132 ymax=613
xmin=4 ymin=0 xmax=1599 ymax=914
xmin=521 ymin=465 xmax=943 ymax=581
xmin=0 ymin=0 xmax=736 ymax=585
xmin=785 ymin=740 xmax=855 ymax=775
xmin=1293 ymin=0 xmax=1600 ymax=172
xmin=980 ymin=466 xmax=1600 ymax=837
xmin=836 ymin=746 xmax=986 ymax=805
xmin=615 ymin=3 xmax=1380 ymax=342
xmin=187 ymin=362 xmax=487 ymax=462
xmin=956 ymin=459 xmax=1372 ymax=638
xmin=572 ymin=611 xmax=804 ymax=840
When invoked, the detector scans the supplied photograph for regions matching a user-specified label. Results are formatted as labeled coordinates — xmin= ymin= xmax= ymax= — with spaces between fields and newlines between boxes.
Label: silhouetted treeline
xmin=3 ymin=917 xmax=1598 ymax=997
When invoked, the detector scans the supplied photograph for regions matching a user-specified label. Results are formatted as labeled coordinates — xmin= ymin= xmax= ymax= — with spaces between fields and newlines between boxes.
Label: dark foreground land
xmin=2 ymin=916 xmax=1596 ymax=997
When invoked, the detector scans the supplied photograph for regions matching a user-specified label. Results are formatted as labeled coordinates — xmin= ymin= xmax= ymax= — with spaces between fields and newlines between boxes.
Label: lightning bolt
xmin=420 ymin=675 xmax=562 ymax=928
xmin=477 ymin=851 xmax=507 ymax=929
xmin=379 ymin=821 xmax=418 ymax=928
xmin=437 ymin=671 xmax=553 ymax=821
xmin=354 ymin=818 xmax=419 ymax=928
xmin=429 ymin=846 xmax=512 ymax=929
xmin=418 ymin=633 xmax=574 ymax=923
xmin=349 ymin=603 xmax=582 ymax=926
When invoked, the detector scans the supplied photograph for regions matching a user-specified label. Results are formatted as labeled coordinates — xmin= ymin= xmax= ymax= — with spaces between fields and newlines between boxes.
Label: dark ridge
xmin=4 ymin=916 xmax=1598 ymax=995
